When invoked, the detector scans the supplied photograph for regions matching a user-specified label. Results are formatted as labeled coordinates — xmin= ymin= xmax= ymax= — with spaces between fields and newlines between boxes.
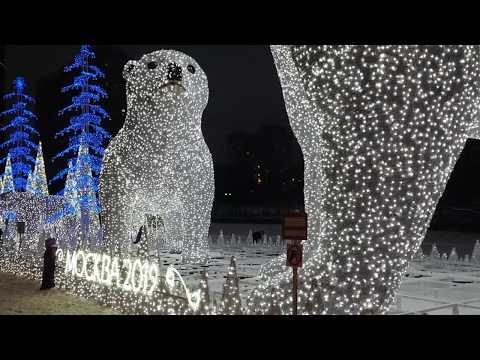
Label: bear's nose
xmin=167 ymin=62 xmax=182 ymax=82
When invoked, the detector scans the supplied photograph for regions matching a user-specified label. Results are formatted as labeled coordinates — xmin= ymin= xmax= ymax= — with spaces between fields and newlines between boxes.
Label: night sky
xmin=2 ymin=45 xmax=480 ymax=234
xmin=2 ymin=45 xmax=291 ymax=164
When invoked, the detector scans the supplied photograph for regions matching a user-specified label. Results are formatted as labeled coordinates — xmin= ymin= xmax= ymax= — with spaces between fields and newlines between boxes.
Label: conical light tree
xmin=472 ymin=240 xmax=480 ymax=263
xmin=196 ymin=270 xmax=211 ymax=315
xmin=220 ymin=256 xmax=242 ymax=314
xmin=217 ymin=229 xmax=224 ymax=247
xmin=449 ymin=248 xmax=459 ymax=262
xmin=1 ymin=153 xmax=15 ymax=193
xmin=0 ymin=77 xmax=39 ymax=191
xmin=25 ymin=141 xmax=48 ymax=196
xmin=246 ymin=229 xmax=253 ymax=246
xmin=430 ymin=244 xmax=441 ymax=260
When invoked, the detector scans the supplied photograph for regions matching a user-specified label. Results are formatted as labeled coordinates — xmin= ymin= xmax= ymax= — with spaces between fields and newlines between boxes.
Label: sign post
xmin=282 ymin=212 xmax=307 ymax=315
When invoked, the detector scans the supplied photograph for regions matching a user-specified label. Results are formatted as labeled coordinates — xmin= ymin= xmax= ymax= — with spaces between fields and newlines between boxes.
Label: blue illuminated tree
xmin=0 ymin=77 xmax=39 ymax=191
xmin=51 ymin=45 xmax=110 ymax=196
xmin=51 ymin=45 xmax=109 ymax=246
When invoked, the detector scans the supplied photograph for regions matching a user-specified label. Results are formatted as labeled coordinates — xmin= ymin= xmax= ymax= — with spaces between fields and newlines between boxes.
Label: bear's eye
xmin=187 ymin=64 xmax=195 ymax=74
xmin=126 ymin=64 xmax=135 ymax=73
xmin=147 ymin=61 xmax=158 ymax=70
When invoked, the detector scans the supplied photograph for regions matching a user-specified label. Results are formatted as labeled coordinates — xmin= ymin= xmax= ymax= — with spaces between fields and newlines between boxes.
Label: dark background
xmin=1 ymin=44 xmax=480 ymax=229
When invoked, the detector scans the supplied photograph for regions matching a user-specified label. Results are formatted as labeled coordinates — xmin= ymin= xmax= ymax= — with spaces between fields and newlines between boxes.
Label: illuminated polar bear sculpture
xmin=99 ymin=50 xmax=213 ymax=264
xmin=248 ymin=45 xmax=480 ymax=315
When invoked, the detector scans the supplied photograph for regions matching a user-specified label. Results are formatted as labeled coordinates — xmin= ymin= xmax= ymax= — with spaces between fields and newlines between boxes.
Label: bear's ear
xmin=123 ymin=60 xmax=138 ymax=81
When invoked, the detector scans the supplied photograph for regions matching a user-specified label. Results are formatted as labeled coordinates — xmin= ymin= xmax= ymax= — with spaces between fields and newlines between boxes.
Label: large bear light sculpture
xmin=248 ymin=45 xmax=480 ymax=314
xmin=99 ymin=50 xmax=214 ymax=264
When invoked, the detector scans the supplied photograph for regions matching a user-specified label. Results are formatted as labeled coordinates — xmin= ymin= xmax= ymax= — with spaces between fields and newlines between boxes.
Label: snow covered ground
xmin=164 ymin=226 xmax=480 ymax=314
xmin=157 ymin=246 xmax=283 ymax=304
xmin=2 ymin=247 xmax=479 ymax=315
xmin=0 ymin=272 xmax=119 ymax=315
xmin=2 ymin=224 xmax=480 ymax=315
xmin=157 ymin=244 xmax=480 ymax=314
xmin=391 ymin=260 xmax=480 ymax=315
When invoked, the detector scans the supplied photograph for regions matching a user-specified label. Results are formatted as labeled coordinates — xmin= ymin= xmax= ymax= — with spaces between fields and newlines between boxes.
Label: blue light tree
xmin=51 ymin=45 xmax=110 ymax=199
xmin=51 ymin=45 xmax=109 ymax=247
xmin=0 ymin=77 xmax=39 ymax=192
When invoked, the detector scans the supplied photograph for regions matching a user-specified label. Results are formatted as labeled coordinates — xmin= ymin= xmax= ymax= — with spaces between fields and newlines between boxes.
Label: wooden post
xmin=293 ymin=266 xmax=298 ymax=315
xmin=283 ymin=212 xmax=307 ymax=316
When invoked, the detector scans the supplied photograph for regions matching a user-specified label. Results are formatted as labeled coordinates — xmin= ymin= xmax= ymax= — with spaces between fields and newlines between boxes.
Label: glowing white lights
xmin=247 ymin=45 xmax=480 ymax=315
xmin=1 ymin=153 xmax=15 ymax=194
xmin=3 ymin=45 xmax=480 ymax=316
xmin=63 ymin=249 xmax=160 ymax=295
xmin=0 ymin=193 xmax=65 ymax=255
xmin=25 ymin=142 xmax=49 ymax=196
xmin=99 ymin=50 xmax=214 ymax=265
xmin=165 ymin=265 xmax=202 ymax=311
xmin=0 ymin=49 xmax=218 ymax=316
xmin=219 ymin=256 xmax=242 ymax=314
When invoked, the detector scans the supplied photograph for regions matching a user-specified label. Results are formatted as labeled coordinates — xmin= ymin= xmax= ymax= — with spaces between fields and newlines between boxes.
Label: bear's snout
xmin=167 ymin=62 xmax=182 ymax=82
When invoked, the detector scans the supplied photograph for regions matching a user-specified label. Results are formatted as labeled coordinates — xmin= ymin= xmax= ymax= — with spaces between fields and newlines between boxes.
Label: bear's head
xmin=123 ymin=49 xmax=209 ymax=112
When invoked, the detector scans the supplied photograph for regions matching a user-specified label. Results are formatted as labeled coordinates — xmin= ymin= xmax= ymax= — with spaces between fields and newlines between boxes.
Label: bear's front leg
xmin=180 ymin=186 xmax=213 ymax=265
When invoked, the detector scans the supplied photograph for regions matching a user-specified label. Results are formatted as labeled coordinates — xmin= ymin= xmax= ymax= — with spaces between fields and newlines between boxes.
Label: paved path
xmin=0 ymin=272 xmax=119 ymax=315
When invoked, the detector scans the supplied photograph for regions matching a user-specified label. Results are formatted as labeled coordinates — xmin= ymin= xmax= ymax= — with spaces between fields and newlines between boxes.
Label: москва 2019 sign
xmin=60 ymin=249 xmax=202 ymax=310
xmin=63 ymin=249 xmax=161 ymax=295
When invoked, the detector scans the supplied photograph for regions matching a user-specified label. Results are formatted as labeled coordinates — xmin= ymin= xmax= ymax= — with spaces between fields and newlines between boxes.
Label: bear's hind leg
xmin=163 ymin=209 xmax=185 ymax=255
xmin=181 ymin=205 xmax=210 ymax=265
